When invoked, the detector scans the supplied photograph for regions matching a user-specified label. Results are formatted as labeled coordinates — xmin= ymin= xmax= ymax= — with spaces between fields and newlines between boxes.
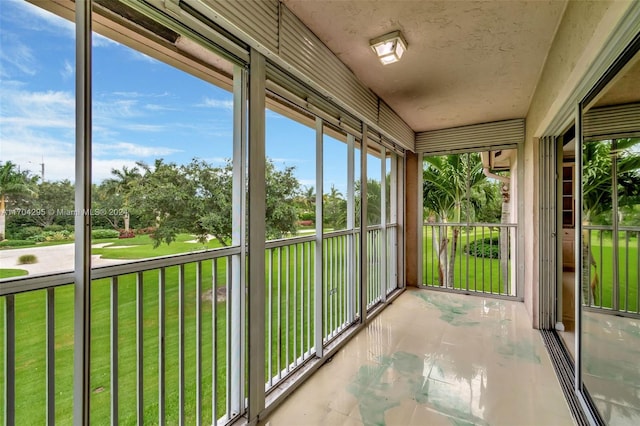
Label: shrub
xmin=18 ymin=254 xmax=38 ymax=264
xmin=43 ymin=224 xmax=65 ymax=232
xmin=298 ymin=220 xmax=314 ymax=227
xmin=27 ymin=234 xmax=46 ymax=243
xmin=41 ymin=230 xmax=72 ymax=241
xmin=299 ymin=211 xmax=315 ymax=221
xmin=465 ymin=237 xmax=501 ymax=259
xmin=119 ymin=230 xmax=135 ymax=239
xmin=92 ymin=229 xmax=120 ymax=239
xmin=12 ymin=226 xmax=43 ymax=240
xmin=0 ymin=240 xmax=34 ymax=247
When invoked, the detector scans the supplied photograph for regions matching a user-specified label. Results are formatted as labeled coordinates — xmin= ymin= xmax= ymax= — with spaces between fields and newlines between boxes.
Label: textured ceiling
xmin=282 ymin=0 xmax=568 ymax=132
xmin=594 ymin=49 xmax=640 ymax=107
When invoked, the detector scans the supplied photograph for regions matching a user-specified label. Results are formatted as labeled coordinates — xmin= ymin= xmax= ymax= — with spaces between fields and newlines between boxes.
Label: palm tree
xmin=581 ymin=138 xmax=640 ymax=304
xmin=103 ymin=165 xmax=142 ymax=232
xmin=0 ymin=161 xmax=37 ymax=240
xmin=423 ymin=153 xmax=489 ymax=288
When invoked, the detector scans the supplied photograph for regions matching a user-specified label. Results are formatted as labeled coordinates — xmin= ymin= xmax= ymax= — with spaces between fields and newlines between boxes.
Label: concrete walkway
xmin=0 ymin=243 xmax=129 ymax=276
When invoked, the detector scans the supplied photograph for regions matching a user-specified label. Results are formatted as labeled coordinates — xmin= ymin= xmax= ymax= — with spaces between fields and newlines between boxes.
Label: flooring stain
xmin=347 ymin=351 xmax=489 ymax=426
xmin=494 ymin=339 xmax=541 ymax=364
xmin=413 ymin=292 xmax=480 ymax=327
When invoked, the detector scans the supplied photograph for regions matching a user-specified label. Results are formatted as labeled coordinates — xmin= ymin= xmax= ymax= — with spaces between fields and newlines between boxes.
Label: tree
xmin=19 ymin=180 xmax=75 ymax=228
xmin=132 ymin=159 xmax=198 ymax=246
xmin=264 ymin=160 xmax=301 ymax=240
xmin=581 ymin=138 xmax=640 ymax=304
xmin=355 ymin=178 xmax=382 ymax=227
xmin=422 ymin=153 xmax=491 ymax=288
xmin=132 ymin=158 xmax=302 ymax=247
xmin=0 ymin=161 xmax=38 ymax=239
xmin=102 ymin=165 xmax=142 ymax=232
xmin=583 ymin=138 xmax=640 ymax=223
xmin=323 ymin=185 xmax=347 ymax=230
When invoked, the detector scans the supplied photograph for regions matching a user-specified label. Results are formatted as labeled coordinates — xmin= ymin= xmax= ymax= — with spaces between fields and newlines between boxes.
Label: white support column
xmin=346 ymin=134 xmax=355 ymax=322
xmin=390 ymin=153 xmax=398 ymax=290
xmin=397 ymin=154 xmax=405 ymax=288
xmin=231 ymin=64 xmax=247 ymax=416
xmin=417 ymin=154 xmax=424 ymax=287
xmin=73 ymin=1 xmax=92 ymax=424
xmin=574 ymin=103 xmax=584 ymax=394
xmin=517 ymin=142 xmax=525 ymax=300
xmin=390 ymin=153 xmax=397 ymax=224
xmin=314 ymin=117 xmax=324 ymax=357
xmin=359 ymin=126 xmax=368 ymax=322
xmin=380 ymin=147 xmax=387 ymax=302
xmin=247 ymin=49 xmax=266 ymax=424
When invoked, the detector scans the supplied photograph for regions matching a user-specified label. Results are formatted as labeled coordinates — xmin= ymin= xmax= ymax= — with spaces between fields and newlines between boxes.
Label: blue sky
xmin=0 ymin=0 xmax=382 ymax=196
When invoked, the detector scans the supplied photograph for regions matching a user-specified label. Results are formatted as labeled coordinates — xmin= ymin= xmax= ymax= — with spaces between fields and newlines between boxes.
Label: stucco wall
xmin=523 ymin=0 xmax=633 ymax=327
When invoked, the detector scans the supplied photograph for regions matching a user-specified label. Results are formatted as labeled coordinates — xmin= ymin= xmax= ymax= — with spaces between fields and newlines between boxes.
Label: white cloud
xmin=144 ymin=103 xmax=175 ymax=112
xmin=270 ymin=157 xmax=304 ymax=164
xmin=0 ymin=33 xmax=37 ymax=76
xmin=0 ymin=87 xmax=74 ymax=129
xmin=92 ymin=33 xmax=118 ymax=48
xmin=60 ymin=60 xmax=73 ymax=79
xmin=202 ymin=157 xmax=231 ymax=165
xmin=93 ymin=142 xmax=181 ymax=158
xmin=121 ymin=124 xmax=167 ymax=132
xmin=5 ymin=0 xmax=75 ymax=39
xmin=128 ymin=49 xmax=158 ymax=63
xmin=200 ymin=97 xmax=233 ymax=110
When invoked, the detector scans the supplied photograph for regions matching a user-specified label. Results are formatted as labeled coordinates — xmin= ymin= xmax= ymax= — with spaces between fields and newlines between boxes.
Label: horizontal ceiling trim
xmin=416 ymin=119 xmax=524 ymax=154
xmin=583 ymin=102 xmax=640 ymax=140
xmin=174 ymin=0 xmax=415 ymax=151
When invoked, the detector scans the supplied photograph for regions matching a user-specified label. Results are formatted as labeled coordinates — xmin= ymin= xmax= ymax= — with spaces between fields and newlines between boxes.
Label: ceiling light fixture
xmin=370 ymin=30 xmax=407 ymax=65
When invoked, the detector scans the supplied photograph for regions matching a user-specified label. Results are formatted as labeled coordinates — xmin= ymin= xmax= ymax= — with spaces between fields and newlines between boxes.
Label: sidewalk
xmin=0 ymin=243 xmax=128 ymax=276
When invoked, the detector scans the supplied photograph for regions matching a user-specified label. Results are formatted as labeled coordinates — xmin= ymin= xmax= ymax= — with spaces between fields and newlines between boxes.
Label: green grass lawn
xmin=0 ymin=233 xmax=357 ymax=425
xmin=0 ymin=269 xmax=28 ymax=279
xmin=588 ymin=233 xmax=639 ymax=312
xmin=0 ymin=260 xmax=227 ymax=425
xmin=422 ymin=226 xmax=512 ymax=294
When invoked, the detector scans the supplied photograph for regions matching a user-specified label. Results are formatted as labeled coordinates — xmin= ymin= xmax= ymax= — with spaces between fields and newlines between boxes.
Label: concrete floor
xmin=264 ymin=288 xmax=574 ymax=426
xmin=582 ymin=311 xmax=640 ymax=425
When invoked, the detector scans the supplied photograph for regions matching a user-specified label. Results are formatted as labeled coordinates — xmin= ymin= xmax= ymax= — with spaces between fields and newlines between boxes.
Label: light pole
xmin=28 ymin=159 xmax=45 ymax=182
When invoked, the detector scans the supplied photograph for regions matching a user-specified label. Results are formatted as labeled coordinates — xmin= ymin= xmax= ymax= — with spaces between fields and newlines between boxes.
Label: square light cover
xmin=370 ymin=31 xmax=407 ymax=65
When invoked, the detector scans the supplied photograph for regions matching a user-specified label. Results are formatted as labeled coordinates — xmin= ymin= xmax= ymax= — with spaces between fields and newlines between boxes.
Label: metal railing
xmin=264 ymin=235 xmax=316 ymax=389
xmin=422 ymin=222 xmax=517 ymax=297
xmin=583 ymin=225 xmax=640 ymax=315
xmin=263 ymin=224 xmax=399 ymax=389
xmin=0 ymin=246 xmax=241 ymax=425
xmin=1 ymin=224 xmax=400 ymax=424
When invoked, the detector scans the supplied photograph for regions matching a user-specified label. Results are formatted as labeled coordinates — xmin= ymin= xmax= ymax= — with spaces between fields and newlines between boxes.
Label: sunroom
xmin=0 ymin=1 xmax=639 ymax=425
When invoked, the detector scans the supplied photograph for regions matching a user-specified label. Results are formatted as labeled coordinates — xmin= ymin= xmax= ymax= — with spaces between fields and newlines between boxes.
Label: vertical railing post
xmin=110 ymin=277 xmax=119 ymax=426
xmin=611 ymin=139 xmax=619 ymax=311
xmin=4 ymin=295 xmax=15 ymax=426
xmin=73 ymin=0 xmax=92 ymax=423
xmin=346 ymin=134 xmax=355 ymax=322
xmin=380 ymin=147 xmax=387 ymax=302
xmin=417 ymin=154 xmax=424 ymax=287
xmin=360 ymin=126 xmax=368 ymax=322
xmin=231 ymin=64 xmax=247 ymax=418
xmin=158 ymin=269 xmax=166 ymax=425
xmin=390 ymin=152 xmax=398 ymax=291
xmin=137 ymin=272 xmax=145 ymax=425
xmin=314 ymin=117 xmax=324 ymax=357
xmin=46 ymin=287 xmax=56 ymax=426
xmin=247 ymin=48 xmax=266 ymax=424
